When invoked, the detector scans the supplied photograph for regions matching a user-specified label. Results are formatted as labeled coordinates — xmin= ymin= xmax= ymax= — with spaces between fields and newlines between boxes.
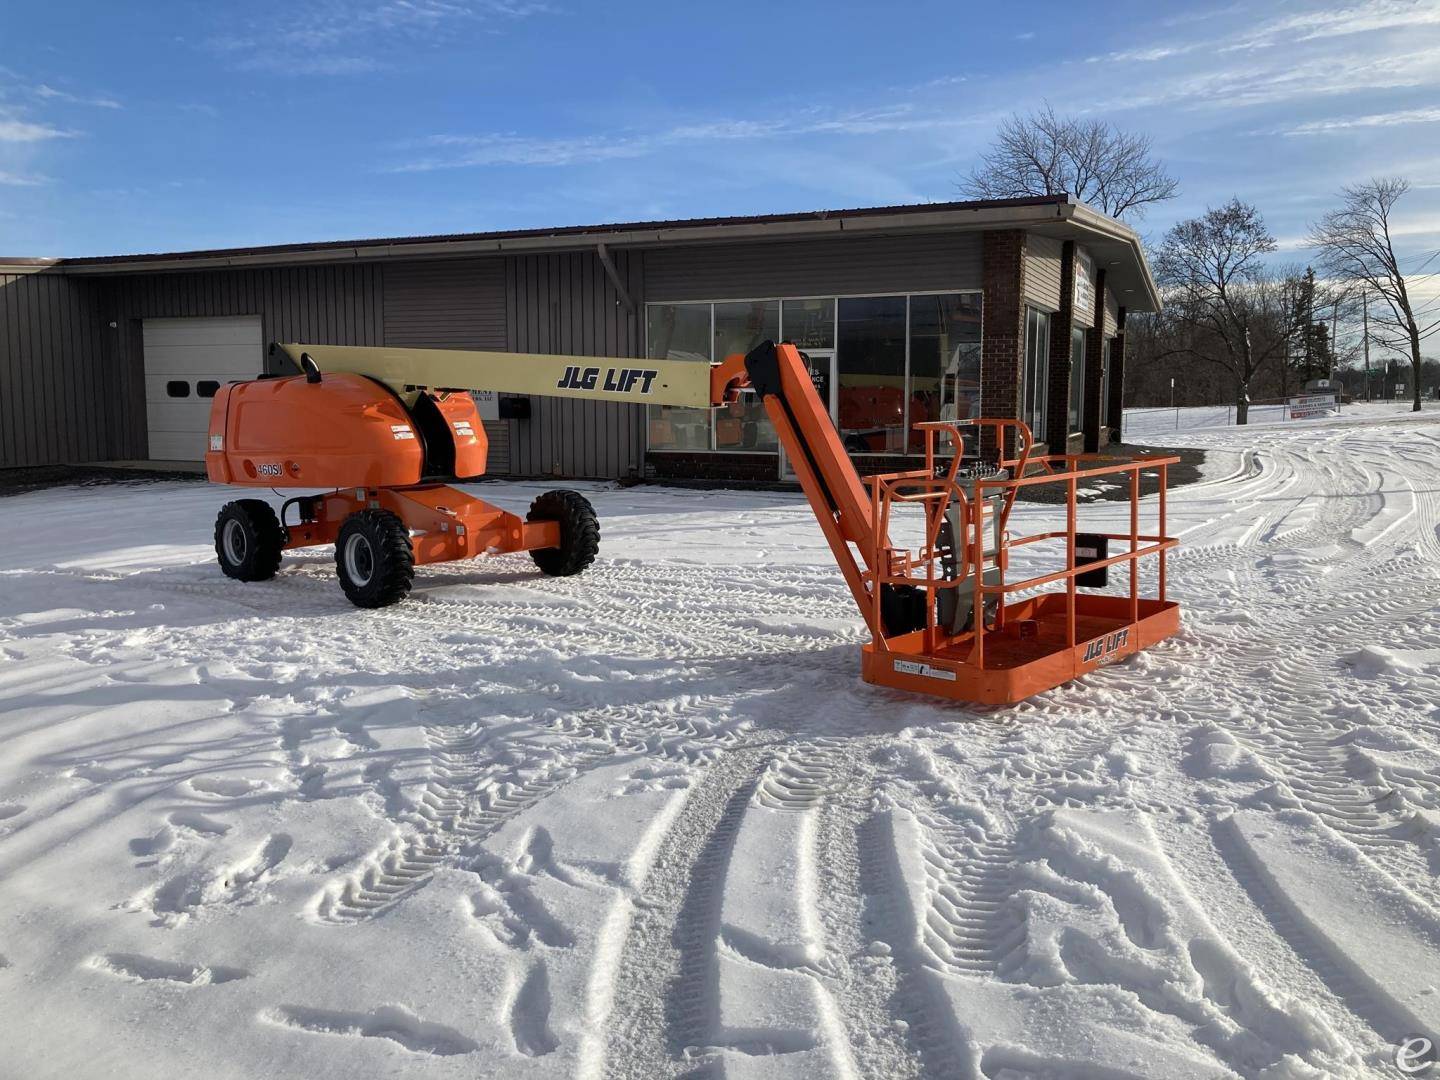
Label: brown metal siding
xmin=0 ymin=272 xmax=110 ymax=468
xmin=1023 ymin=235 xmax=1063 ymax=311
xmin=644 ymin=233 xmax=982 ymax=301
xmin=505 ymin=249 xmax=644 ymax=479
xmin=382 ymin=259 xmax=510 ymax=474
xmin=93 ymin=264 xmax=385 ymax=459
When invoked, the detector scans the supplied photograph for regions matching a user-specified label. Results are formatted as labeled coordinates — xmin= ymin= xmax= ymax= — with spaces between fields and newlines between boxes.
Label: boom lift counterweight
xmin=205 ymin=339 xmax=1180 ymax=703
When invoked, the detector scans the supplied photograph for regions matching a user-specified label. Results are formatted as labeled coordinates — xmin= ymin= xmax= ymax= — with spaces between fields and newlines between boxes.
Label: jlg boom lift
xmin=206 ymin=340 xmax=1179 ymax=704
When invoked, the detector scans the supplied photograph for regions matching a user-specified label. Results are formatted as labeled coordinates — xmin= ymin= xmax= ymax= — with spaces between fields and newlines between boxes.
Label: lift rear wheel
xmin=215 ymin=500 xmax=285 ymax=582
xmin=335 ymin=509 xmax=414 ymax=608
xmin=527 ymin=489 xmax=600 ymax=577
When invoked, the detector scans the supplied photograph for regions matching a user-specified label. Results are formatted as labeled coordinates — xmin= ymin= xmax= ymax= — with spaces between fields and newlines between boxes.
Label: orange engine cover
xmin=205 ymin=373 xmax=488 ymax=489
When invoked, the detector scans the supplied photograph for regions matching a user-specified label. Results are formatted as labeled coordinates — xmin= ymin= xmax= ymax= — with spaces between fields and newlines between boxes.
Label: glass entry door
xmin=779 ymin=350 xmax=838 ymax=480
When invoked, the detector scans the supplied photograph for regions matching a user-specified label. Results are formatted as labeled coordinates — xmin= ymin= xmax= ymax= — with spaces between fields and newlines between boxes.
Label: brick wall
xmin=646 ymin=452 xmax=780 ymax=483
xmin=1045 ymin=240 xmax=1076 ymax=446
xmin=980 ymin=230 xmax=1027 ymax=458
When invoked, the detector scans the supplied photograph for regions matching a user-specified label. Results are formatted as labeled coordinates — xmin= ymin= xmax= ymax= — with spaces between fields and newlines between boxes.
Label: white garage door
xmin=143 ymin=316 xmax=263 ymax=460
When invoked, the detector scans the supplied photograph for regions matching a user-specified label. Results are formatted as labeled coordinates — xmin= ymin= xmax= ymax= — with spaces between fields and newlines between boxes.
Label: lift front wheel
xmin=527 ymin=490 xmax=600 ymax=577
xmin=335 ymin=509 xmax=415 ymax=608
xmin=215 ymin=500 xmax=285 ymax=581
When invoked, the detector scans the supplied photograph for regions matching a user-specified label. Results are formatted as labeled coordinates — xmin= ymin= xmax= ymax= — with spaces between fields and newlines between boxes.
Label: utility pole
xmin=1363 ymin=289 xmax=1371 ymax=402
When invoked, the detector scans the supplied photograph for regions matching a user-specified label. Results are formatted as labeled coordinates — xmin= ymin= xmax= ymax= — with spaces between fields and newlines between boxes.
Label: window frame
xmin=1022 ymin=305 xmax=1051 ymax=444
xmin=1069 ymin=326 xmax=1086 ymax=435
xmin=644 ymin=289 xmax=982 ymax=457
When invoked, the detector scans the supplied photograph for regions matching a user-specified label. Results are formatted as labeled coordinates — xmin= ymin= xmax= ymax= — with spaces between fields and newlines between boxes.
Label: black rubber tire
xmin=526 ymin=489 xmax=600 ymax=577
xmin=335 ymin=509 xmax=415 ymax=608
xmin=215 ymin=500 xmax=285 ymax=582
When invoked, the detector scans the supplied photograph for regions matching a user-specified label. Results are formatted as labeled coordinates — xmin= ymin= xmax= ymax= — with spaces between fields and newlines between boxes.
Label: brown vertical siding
xmin=84 ymin=263 xmax=386 ymax=462
xmin=644 ymin=233 xmax=982 ymax=301
xmin=505 ymin=248 xmax=644 ymax=479
xmin=1023 ymin=234 xmax=1063 ymax=311
xmin=382 ymin=258 xmax=509 ymax=473
xmin=0 ymin=272 xmax=109 ymax=468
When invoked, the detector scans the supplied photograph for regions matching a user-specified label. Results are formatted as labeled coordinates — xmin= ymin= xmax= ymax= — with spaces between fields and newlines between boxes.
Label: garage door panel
xmin=148 ymin=431 xmax=208 ymax=461
xmin=142 ymin=316 xmax=265 ymax=349
xmin=143 ymin=375 xmax=231 ymax=402
xmin=144 ymin=400 xmax=216 ymax=431
xmin=142 ymin=343 xmax=264 ymax=377
xmin=143 ymin=315 xmax=261 ymax=461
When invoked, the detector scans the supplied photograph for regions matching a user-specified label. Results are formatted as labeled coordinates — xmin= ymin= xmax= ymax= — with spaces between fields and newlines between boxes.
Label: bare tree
xmin=961 ymin=104 xmax=1179 ymax=220
xmin=1310 ymin=178 xmax=1435 ymax=413
xmin=1152 ymin=199 xmax=1312 ymax=423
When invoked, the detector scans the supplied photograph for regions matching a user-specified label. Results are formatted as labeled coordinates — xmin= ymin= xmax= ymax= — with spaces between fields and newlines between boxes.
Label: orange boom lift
xmin=206 ymin=339 xmax=1179 ymax=703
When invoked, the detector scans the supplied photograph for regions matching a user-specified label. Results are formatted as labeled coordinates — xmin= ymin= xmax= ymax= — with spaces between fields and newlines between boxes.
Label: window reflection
xmin=910 ymin=294 xmax=982 ymax=452
xmin=781 ymin=298 xmax=835 ymax=350
xmin=1023 ymin=307 xmax=1050 ymax=443
xmin=647 ymin=303 xmax=712 ymax=450
xmin=712 ymin=301 xmax=781 ymax=453
xmin=837 ymin=296 xmax=907 ymax=454
xmin=1069 ymin=327 xmax=1086 ymax=434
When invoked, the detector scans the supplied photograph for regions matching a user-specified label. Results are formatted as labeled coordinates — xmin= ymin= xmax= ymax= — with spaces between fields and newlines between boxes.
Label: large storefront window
xmin=1023 ymin=307 xmax=1050 ymax=443
xmin=837 ymin=296 xmax=907 ymax=454
xmin=646 ymin=292 xmax=982 ymax=458
xmin=714 ymin=301 xmax=780 ymax=451
xmin=1069 ymin=327 xmax=1086 ymax=434
xmin=782 ymin=298 xmax=835 ymax=349
xmin=910 ymin=294 xmax=982 ymax=449
xmin=647 ymin=303 xmax=711 ymax=450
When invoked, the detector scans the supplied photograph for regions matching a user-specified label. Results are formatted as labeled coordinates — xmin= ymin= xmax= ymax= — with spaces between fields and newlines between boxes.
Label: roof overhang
xmin=7 ymin=195 xmax=1160 ymax=313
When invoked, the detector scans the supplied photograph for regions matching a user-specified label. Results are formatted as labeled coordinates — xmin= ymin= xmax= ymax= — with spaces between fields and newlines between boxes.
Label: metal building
xmin=0 ymin=196 xmax=1159 ymax=480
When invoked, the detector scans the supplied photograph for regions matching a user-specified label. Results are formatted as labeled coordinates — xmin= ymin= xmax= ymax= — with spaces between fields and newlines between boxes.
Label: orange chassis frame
xmin=718 ymin=342 xmax=1181 ymax=705
xmin=279 ymin=486 xmax=560 ymax=566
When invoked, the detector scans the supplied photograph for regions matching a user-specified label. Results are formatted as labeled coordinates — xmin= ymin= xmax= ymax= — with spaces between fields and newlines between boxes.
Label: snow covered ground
xmin=4 ymin=408 xmax=1440 ymax=1079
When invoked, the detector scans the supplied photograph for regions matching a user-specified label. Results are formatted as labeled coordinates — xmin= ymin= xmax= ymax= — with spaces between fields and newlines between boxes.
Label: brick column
xmin=1083 ymin=268 xmax=1107 ymax=452
xmin=980 ymin=230 xmax=1027 ymax=459
xmin=1045 ymin=240 xmax=1076 ymax=451
xmin=1106 ymin=307 xmax=1127 ymax=436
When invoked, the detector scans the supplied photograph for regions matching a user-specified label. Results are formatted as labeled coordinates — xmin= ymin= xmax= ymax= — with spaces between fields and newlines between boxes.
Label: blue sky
xmin=3 ymin=0 xmax=1440 ymax=281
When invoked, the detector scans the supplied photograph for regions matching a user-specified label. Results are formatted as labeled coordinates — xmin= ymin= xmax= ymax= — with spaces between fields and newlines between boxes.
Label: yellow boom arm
xmin=275 ymin=342 xmax=718 ymax=409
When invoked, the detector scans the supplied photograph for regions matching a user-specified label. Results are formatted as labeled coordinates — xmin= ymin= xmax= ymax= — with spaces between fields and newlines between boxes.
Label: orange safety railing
xmin=861 ymin=418 xmax=1180 ymax=666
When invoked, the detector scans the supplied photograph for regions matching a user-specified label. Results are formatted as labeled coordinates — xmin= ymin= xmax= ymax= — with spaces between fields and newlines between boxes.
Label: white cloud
xmin=1086 ymin=44 xmax=1196 ymax=64
xmin=1221 ymin=0 xmax=1440 ymax=51
xmin=0 ymin=169 xmax=46 ymax=186
xmin=1088 ymin=2 xmax=1440 ymax=72
xmin=1093 ymin=43 xmax=1440 ymax=113
xmin=0 ymin=115 xmax=74 ymax=142
xmin=1283 ymin=106 xmax=1440 ymax=135
xmin=396 ymin=107 xmax=982 ymax=172
xmin=207 ymin=0 xmax=552 ymax=75
xmin=33 ymin=84 xmax=121 ymax=109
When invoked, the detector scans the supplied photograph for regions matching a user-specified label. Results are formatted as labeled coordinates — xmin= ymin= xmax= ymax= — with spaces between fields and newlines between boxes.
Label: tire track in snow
xmin=314 ymin=730 xmax=614 ymax=923
xmin=1208 ymin=817 xmax=1398 ymax=1043
xmin=602 ymin=745 xmax=772 ymax=1080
